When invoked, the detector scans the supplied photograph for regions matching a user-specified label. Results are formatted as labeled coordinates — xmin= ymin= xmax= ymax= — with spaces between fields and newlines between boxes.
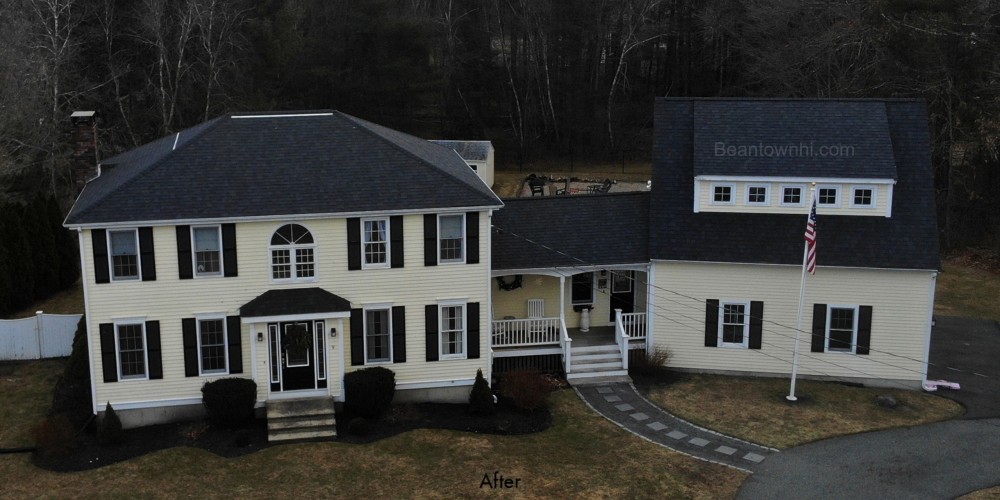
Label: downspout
xmin=77 ymin=228 xmax=98 ymax=415
xmin=486 ymin=210 xmax=494 ymax=384
xmin=645 ymin=263 xmax=655 ymax=355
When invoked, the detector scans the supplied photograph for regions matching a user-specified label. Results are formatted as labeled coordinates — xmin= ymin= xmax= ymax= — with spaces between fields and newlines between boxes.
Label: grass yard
xmin=0 ymin=359 xmax=65 ymax=448
xmin=642 ymin=374 xmax=963 ymax=449
xmin=0 ymin=360 xmax=744 ymax=499
xmin=936 ymin=255 xmax=1000 ymax=321
xmin=5 ymin=280 xmax=84 ymax=319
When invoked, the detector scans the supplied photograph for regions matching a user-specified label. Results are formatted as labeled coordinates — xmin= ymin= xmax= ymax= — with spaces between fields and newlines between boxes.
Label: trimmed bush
xmin=344 ymin=367 xmax=396 ymax=419
xmin=499 ymin=370 xmax=554 ymax=411
xmin=201 ymin=378 xmax=258 ymax=428
xmin=347 ymin=417 xmax=375 ymax=436
xmin=469 ymin=369 xmax=496 ymax=415
xmin=98 ymin=403 xmax=125 ymax=445
xmin=50 ymin=316 xmax=94 ymax=429
xmin=629 ymin=346 xmax=672 ymax=378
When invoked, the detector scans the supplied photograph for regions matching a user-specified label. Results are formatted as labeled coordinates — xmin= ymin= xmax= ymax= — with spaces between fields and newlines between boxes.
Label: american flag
xmin=804 ymin=196 xmax=817 ymax=274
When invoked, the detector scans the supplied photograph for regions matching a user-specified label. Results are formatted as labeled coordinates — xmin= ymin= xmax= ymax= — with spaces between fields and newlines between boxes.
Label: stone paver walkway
xmin=575 ymin=382 xmax=777 ymax=472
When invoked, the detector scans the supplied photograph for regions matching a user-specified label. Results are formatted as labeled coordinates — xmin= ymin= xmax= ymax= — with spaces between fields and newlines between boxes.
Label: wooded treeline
xmin=0 ymin=0 xmax=998 ymax=250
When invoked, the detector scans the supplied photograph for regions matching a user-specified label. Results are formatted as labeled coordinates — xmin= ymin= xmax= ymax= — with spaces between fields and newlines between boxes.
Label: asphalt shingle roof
xmin=240 ymin=287 xmax=352 ymax=318
xmin=651 ymin=98 xmax=939 ymax=270
xmin=693 ymin=99 xmax=897 ymax=179
xmin=66 ymin=111 xmax=501 ymax=225
xmin=492 ymin=192 xmax=649 ymax=270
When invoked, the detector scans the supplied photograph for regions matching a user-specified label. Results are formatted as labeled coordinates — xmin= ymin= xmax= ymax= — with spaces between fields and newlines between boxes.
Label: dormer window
xmin=852 ymin=186 xmax=875 ymax=208
xmin=818 ymin=187 xmax=839 ymax=207
xmin=270 ymin=223 xmax=316 ymax=281
xmin=746 ymin=185 xmax=768 ymax=205
xmin=781 ymin=186 xmax=804 ymax=206
xmin=712 ymin=184 xmax=734 ymax=204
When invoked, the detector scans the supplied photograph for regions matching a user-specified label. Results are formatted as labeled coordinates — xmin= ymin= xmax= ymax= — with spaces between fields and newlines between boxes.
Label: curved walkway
xmin=574 ymin=382 xmax=778 ymax=472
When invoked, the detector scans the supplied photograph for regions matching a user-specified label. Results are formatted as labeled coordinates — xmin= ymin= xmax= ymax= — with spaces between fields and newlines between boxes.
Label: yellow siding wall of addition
xmin=84 ymin=211 xmax=491 ymax=408
xmin=651 ymin=262 xmax=934 ymax=385
xmin=491 ymin=271 xmax=648 ymax=328
xmin=697 ymin=181 xmax=890 ymax=216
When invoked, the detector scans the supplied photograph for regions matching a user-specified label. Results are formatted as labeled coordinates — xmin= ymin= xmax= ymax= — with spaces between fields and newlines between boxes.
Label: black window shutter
xmin=749 ymin=301 xmax=763 ymax=350
xmin=392 ymin=306 xmax=406 ymax=363
xmin=138 ymin=227 xmax=156 ymax=281
xmin=222 ymin=224 xmax=238 ymax=277
xmin=176 ymin=226 xmax=192 ymax=279
xmin=227 ymin=316 xmax=243 ymax=373
xmin=704 ymin=299 xmax=719 ymax=347
xmin=390 ymin=216 xmax=404 ymax=268
xmin=350 ymin=308 xmax=364 ymax=365
xmin=347 ymin=218 xmax=361 ymax=271
xmin=423 ymin=214 xmax=437 ymax=266
xmin=99 ymin=323 xmax=117 ymax=382
xmin=467 ymin=302 xmax=480 ymax=359
xmin=92 ymin=229 xmax=110 ymax=284
xmin=146 ymin=321 xmax=162 ymax=379
xmin=182 ymin=318 xmax=198 ymax=376
xmin=856 ymin=306 xmax=873 ymax=355
xmin=425 ymin=304 xmax=439 ymax=361
xmin=811 ymin=304 xmax=827 ymax=353
xmin=466 ymin=212 xmax=479 ymax=264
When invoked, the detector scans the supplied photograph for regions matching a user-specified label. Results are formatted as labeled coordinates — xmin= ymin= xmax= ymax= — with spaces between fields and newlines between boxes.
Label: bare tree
xmin=136 ymin=0 xmax=197 ymax=134
xmin=192 ymin=0 xmax=249 ymax=121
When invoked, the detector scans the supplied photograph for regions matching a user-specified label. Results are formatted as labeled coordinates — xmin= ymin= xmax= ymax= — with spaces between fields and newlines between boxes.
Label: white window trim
xmin=825 ymin=304 xmax=859 ymax=354
xmin=314 ymin=320 xmax=327 ymax=381
xmin=710 ymin=183 xmax=735 ymax=205
xmin=717 ymin=300 xmax=750 ymax=348
xmin=849 ymin=185 xmax=878 ymax=209
xmin=816 ymin=185 xmax=841 ymax=208
xmin=745 ymin=184 xmax=770 ymax=206
xmin=267 ymin=323 xmax=280 ymax=384
xmin=195 ymin=314 xmax=229 ymax=376
xmin=108 ymin=228 xmax=141 ymax=282
xmin=437 ymin=213 xmax=466 ymax=264
xmin=114 ymin=318 xmax=149 ymax=381
xmin=779 ymin=184 xmax=806 ymax=207
xmin=268 ymin=223 xmax=319 ymax=284
xmin=438 ymin=300 xmax=467 ymax=360
xmin=361 ymin=217 xmax=391 ymax=270
xmin=191 ymin=225 xmax=224 ymax=278
xmin=363 ymin=304 xmax=394 ymax=364
xmin=571 ymin=272 xmax=595 ymax=305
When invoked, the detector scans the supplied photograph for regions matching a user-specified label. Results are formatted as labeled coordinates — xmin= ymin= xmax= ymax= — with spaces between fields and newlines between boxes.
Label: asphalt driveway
xmin=927 ymin=316 xmax=1000 ymax=419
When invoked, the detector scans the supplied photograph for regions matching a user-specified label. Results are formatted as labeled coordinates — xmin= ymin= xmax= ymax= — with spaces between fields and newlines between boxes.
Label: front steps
xmin=266 ymin=397 xmax=337 ymax=442
xmin=567 ymin=344 xmax=630 ymax=382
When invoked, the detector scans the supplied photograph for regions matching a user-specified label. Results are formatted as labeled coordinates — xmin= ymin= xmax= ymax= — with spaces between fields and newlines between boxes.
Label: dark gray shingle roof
xmin=492 ymin=192 xmax=649 ymax=270
xmin=693 ymin=99 xmax=897 ymax=179
xmin=66 ymin=111 xmax=501 ymax=225
xmin=429 ymin=140 xmax=492 ymax=161
xmin=651 ymin=98 xmax=939 ymax=270
xmin=240 ymin=287 xmax=352 ymax=317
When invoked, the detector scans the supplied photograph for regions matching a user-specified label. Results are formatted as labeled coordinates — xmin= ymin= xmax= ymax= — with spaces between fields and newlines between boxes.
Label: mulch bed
xmin=32 ymin=402 xmax=551 ymax=472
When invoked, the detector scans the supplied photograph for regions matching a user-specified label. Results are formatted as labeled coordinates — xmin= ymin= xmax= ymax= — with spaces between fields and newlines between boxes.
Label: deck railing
xmin=560 ymin=315 xmax=572 ymax=374
xmin=614 ymin=309 xmax=629 ymax=370
xmin=491 ymin=317 xmax=562 ymax=347
xmin=619 ymin=312 xmax=648 ymax=339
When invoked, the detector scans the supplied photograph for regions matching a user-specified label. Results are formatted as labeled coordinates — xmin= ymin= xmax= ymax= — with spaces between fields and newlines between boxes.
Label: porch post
xmin=559 ymin=274 xmax=566 ymax=325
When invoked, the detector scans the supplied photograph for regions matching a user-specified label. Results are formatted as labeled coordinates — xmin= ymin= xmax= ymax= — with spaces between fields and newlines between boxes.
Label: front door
xmin=609 ymin=271 xmax=635 ymax=322
xmin=280 ymin=322 xmax=315 ymax=391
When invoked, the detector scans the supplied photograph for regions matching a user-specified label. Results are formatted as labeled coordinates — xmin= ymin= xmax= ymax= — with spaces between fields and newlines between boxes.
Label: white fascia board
xmin=65 ymin=204 xmax=504 ymax=230
xmin=693 ymin=179 xmax=701 ymax=213
xmin=98 ymin=397 xmax=205 ymax=411
xmin=491 ymin=263 xmax=649 ymax=277
xmin=242 ymin=312 xmax=350 ymax=324
xmin=395 ymin=378 xmax=475 ymax=390
xmin=231 ymin=113 xmax=334 ymax=119
xmin=694 ymin=175 xmax=896 ymax=185
xmin=650 ymin=258 xmax=938 ymax=273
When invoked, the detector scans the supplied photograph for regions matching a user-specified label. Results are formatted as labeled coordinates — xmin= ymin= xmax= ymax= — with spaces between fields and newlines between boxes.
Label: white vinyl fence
xmin=0 ymin=311 xmax=82 ymax=360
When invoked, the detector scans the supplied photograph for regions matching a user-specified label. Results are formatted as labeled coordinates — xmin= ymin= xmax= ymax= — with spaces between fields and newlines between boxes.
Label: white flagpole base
xmin=785 ymin=395 xmax=798 ymax=402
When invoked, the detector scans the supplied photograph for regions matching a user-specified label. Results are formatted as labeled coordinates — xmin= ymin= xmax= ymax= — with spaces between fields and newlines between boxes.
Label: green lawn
xmin=936 ymin=258 xmax=1000 ymax=320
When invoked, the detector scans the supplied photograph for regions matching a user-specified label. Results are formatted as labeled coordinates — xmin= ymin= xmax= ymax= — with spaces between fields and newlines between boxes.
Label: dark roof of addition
xmin=492 ymin=192 xmax=650 ymax=270
xmin=651 ymin=98 xmax=939 ymax=270
xmin=66 ymin=111 xmax=501 ymax=225
xmin=240 ymin=287 xmax=352 ymax=318
xmin=692 ymin=99 xmax=897 ymax=179
xmin=429 ymin=140 xmax=493 ymax=161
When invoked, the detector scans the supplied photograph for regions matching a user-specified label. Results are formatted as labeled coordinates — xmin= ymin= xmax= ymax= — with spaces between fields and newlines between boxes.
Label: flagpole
xmin=787 ymin=185 xmax=816 ymax=402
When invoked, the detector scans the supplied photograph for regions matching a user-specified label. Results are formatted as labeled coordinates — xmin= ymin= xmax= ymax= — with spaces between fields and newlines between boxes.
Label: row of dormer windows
xmin=710 ymin=183 xmax=877 ymax=209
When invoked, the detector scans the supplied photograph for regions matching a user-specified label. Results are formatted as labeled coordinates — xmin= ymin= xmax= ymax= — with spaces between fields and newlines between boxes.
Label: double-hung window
xmin=826 ymin=306 xmax=857 ymax=352
xmin=270 ymin=223 xmax=316 ymax=281
xmin=363 ymin=218 xmax=389 ymax=268
xmin=439 ymin=214 xmax=465 ymax=263
xmin=365 ymin=308 xmax=392 ymax=363
xmin=116 ymin=322 xmax=147 ymax=379
xmin=719 ymin=301 xmax=750 ymax=347
xmin=193 ymin=226 xmax=222 ymax=276
xmin=198 ymin=318 xmax=228 ymax=374
xmin=440 ymin=303 xmax=466 ymax=358
xmin=109 ymin=229 xmax=140 ymax=281
xmin=571 ymin=273 xmax=594 ymax=305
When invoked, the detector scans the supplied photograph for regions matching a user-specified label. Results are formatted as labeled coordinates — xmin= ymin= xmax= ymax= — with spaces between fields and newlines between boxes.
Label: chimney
xmin=70 ymin=110 xmax=99 ymax=194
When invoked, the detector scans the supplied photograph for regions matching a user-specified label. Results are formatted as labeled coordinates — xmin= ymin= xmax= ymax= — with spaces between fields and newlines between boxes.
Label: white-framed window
xmin=439 ymin=302 xmax=466 ymax=359
xmin=284 ymin=322 xmax=311 ymax=367
xmin=115 ymin=321 xmax=148 ymax=380
xmin=364 ymin=307 xmax=392 ymax=363
xmin=270 ymin=223 xmax=316 ymax=282
xmin=851 ymin=186 xmax=876 ymax=208
xmin=197 ymin=317 xmax=228 ymax=375
xmin=362 ymin=218 xmax=390 ymax=269
xmin=192 ymin=225 xmax=222 ymax=277
xmin=817 ymin=186 xmax=840 ymax=207
xmin=108 ymin=229 xmax=140 ymax=281
xmin=468 ymin=163 xmax=478 ymax=172
xmin=711 ymin=184 xmax=734 ymax=204
xmin=438 ymin=214 xmax=465 ymax=263
xmin=718 ymin=301 xmax=750 ymax=348
xmin=780 ymin=185 xmax=805 ymax=206
xmin=826 ymin=305 xmax=858 ymax=353
xmin=746 ymin=185 xmax=769 ymax=205
xmin=571 ymin=272 xmax=594 ymax=305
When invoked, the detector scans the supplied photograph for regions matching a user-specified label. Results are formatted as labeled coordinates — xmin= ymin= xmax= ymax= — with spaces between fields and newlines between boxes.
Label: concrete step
xmin=267 ymin=414 xmax=336 ymax=431
xmin=266 ymin=397 xmax=337 ymax=442
xmin=268 ymin=427 xmax=337 ymax=442
xmin=266 ymin=397 xmax=336 ymax=419
xmin=567 ymin=370 xmax=630 ymax=382
xmin=571 ymin=362 xmax=625 ymax=372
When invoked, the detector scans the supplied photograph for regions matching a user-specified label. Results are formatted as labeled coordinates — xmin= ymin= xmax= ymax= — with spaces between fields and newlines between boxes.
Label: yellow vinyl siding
xmin=492 ymin=271 xmax=648 ymax=328
xmin=651 ymin=261 xmax=932 ymax=383
xmin=697 ymin=181 xmax=890 ymax=216
xmin=84 ymin=212 xmax=490 ymax=407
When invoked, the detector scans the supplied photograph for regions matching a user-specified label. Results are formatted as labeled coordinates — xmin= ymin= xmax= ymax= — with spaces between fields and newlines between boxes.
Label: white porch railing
xmin=619 ymin=312 xmax=648 ymax=340
xmin=491 ymin=317 xmax=561 ymax=347
xmin=614 ymin=309 xmax=629 ymax=370
xmin=560 ymin=315 xmax=572 ymax=374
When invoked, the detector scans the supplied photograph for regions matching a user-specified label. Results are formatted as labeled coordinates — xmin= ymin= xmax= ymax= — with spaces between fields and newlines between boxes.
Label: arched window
xmin=270 ymin=224 xmax=316 ymax=281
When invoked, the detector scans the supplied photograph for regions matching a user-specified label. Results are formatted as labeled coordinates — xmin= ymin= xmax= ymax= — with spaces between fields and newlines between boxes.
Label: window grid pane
xmin=748 ymin=187 xmax=767 ymax=203
xmin=829 ymin=308 xmax=855 ymax=351
xmin=296 ymin=248 xmax=315 ymax=277
xmin=854 ymin=189 xmax=872 ymax=206
xmin=200 ymin=319 xmax=226 ymax=372
xmin=439 ymin=215 xmax=464 ymax=262
xmin=118 ymin=324 xmax=146 ymax=378
xmin=364 ymin=220 xmax=388 ymax=265
xmin=110 ymin=230 xmax=139 ymax=279
xmin=783 ymin=188 xmax=801 ymax=204
xmin=271 ymin=249 xmax=291 ymax=279
xmin=365 ymin=310 xmax=390 ymax=362
xmin=194 ymin=227 xmax=221 ymax=275
xmin=819 ymin=188 xmax=838 ymax=205
xmin=714 ymin=186 xmax=731 ymax=202
xmin=441 ymin=306 xmax=464 ymax=355
xmin=721 ymin=304 xmax=746 ymax=344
